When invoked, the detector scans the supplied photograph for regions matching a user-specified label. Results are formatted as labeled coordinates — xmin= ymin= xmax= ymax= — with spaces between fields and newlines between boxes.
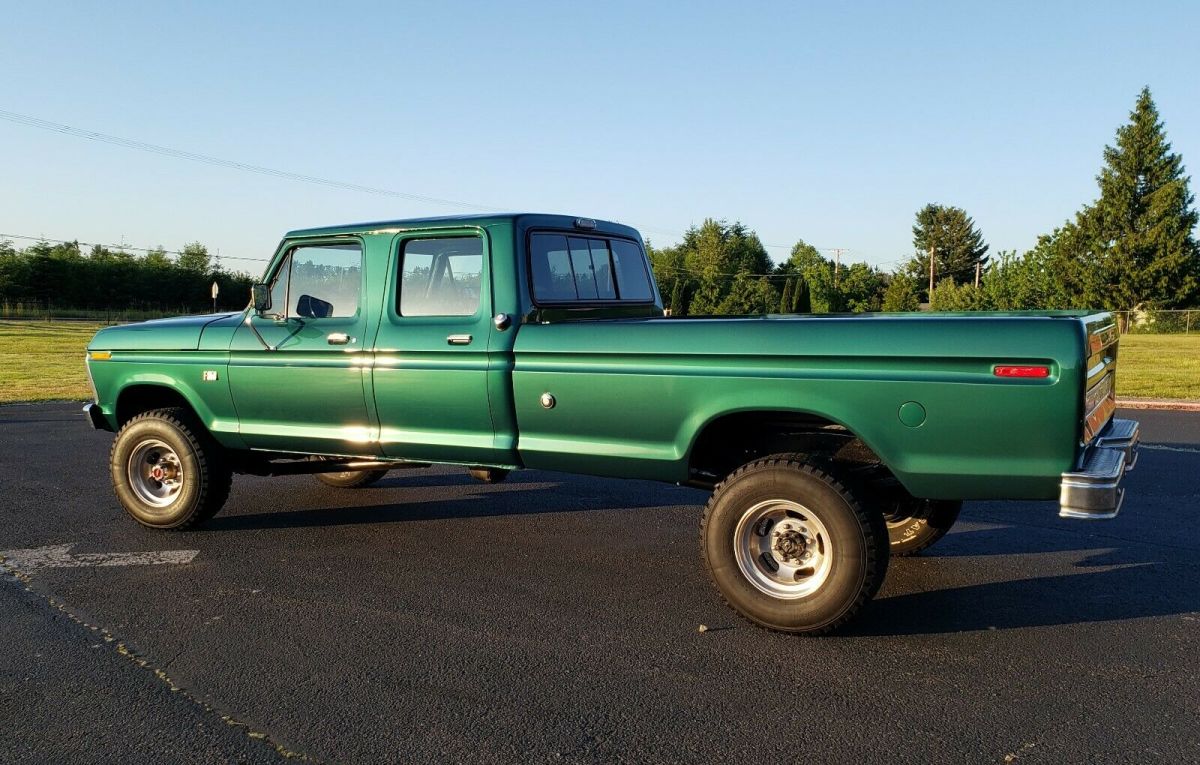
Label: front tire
xmin=701 ymin=455 xmax=889 ymax=635
xmin=110 ymin=408 xmax=231 ymax=530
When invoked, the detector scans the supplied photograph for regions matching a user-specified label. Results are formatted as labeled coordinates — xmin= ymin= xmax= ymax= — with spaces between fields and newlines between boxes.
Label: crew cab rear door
xmin=371 ymin=228 xmax=515 ymax=466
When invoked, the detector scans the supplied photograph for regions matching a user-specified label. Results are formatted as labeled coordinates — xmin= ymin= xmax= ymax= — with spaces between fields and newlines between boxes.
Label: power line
xmin=0 ymin=108 xmax=880 ymax=262
xmin=0 ymin=109 xmax=507 ymax=212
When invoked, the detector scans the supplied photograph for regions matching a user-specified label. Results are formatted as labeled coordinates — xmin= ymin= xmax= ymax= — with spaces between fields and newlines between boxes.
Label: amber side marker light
xmin=994 ymin=365 xmax=1050 ymax=378
xmin=88 ymin=351 xmax=112 ymax=361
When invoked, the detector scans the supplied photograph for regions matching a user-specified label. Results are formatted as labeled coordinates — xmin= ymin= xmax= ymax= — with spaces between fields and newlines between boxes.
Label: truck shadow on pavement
xmin=849 ymin=513 xmax=1200 ymax=635
xmin=850 ymin=559 xmax=1198 ymax=635
xmin=206 ymin=474 xmax=682 ymax=531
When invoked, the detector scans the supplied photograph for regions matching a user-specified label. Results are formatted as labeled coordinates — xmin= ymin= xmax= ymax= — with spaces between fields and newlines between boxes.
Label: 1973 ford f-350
xmin=83 ymin=213 xmax=1139 ymax=634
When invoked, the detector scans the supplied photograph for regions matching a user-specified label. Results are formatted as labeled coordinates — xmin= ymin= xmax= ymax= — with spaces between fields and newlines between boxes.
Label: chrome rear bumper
xmin=1059 ymin=418 xmax=1139 ymax=520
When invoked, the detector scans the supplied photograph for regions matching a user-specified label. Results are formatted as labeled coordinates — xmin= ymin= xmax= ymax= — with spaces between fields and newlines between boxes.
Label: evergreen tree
xmin=784 ymin=240 xmax=836 ymax=312
xmin=907 ymin=204 xmax=989 ymax=296
xmin=679 ymin=219 xmax=772 ymax=315
xmin=1081 ymin=87 xmax=1200 ymax=308
xmin=793 ymin=276 xmax=811 ymax=313
xmin=717 ymin=272 xmax=775 ymax=314
xmin=669 ymin=279 xmax=688 ymax=316
xmin=779 ymin=278 xmax=794 ymax=313
xmin=881 ymin=273 xmax=921 ymax=311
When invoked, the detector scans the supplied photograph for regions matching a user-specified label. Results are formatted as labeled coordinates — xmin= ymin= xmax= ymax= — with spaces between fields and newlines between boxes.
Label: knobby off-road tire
xmin=884 ymin=499 xmax=962 ymax=557
xmin=701 ymin=455 xmax=889 ymax=635
xmin=110 ymin=407 xmax=232 ymax=530
xmin=315 ymin=469 xmax=389 ymax=489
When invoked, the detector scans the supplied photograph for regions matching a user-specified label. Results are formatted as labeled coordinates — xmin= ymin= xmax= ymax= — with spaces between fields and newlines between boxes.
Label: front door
xmin=228 ymin=238 xmax=375 ymax=456
xmin=371 ymin=229 xmax=511 ymax=466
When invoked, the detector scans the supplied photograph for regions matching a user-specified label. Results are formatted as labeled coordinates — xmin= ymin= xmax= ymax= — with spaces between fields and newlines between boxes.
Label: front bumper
xmin=1059 ymin=418 xmax=1139 ymax=520
xmin=82 ymin=402 xmax=113 ymax=432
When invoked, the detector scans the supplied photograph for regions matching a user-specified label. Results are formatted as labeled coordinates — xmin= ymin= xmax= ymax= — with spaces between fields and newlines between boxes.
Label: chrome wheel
xmin=733 ymin=499 xmax=834 ymax=599
xmin=127 ymin=439 xmax=185 ymax=509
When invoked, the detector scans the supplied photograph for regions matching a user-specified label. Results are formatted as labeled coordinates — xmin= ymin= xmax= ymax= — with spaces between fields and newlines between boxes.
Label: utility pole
xmin=975 ymin=261 xmax=981 ymax=289
xmin=927 ymin=244 xmax=936 ymax=308
xmin=833 ymin=248 xmax=845 ymax=286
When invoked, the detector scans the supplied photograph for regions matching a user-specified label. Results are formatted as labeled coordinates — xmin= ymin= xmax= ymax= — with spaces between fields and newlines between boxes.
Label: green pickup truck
xmin=84 ymin=213 xmax=1139 ymax=634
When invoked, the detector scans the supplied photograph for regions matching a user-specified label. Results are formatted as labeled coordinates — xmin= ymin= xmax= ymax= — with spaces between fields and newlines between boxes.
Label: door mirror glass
xmin=251 ymin=283 xmax=271 ymax=313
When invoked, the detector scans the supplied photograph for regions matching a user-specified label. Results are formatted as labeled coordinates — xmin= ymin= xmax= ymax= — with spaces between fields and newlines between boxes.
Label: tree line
xmin=0 ymin=240 xmax=253 ymax=315
xmin=650 ymin=87 xmax=1199 ymax=316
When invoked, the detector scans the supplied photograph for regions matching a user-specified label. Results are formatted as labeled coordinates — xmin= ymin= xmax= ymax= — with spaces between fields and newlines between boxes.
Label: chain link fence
xmin=1111 ymin=309 xmax=1197 ymax=334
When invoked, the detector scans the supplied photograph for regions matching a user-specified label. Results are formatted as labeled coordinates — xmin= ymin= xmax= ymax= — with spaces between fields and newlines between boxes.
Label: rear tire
xmin=110 ymin=408 xmax=231 ymax=530
xmin=700 ymin=455 xmax=889 ymax=635
xmin=315 ymin=469 xmax=389 ymax=489
xmin=884 ymin=499 xmax=962 ymax=556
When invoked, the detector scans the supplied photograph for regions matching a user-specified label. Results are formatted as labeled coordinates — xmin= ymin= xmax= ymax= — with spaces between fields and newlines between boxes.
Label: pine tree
xmin=881 ymin=273 xmax=921 ymax=312
xmin=907 ymin=205 xmax=989 ymax=295
xmin=1082 ymin=87 xmax=1200 ymax=308
xmin=779 ymin=278 xmax=794 ymax=313
xmin=679 ymin=219 xmax=772 ymax=315
xmin=793 ymin=277 xmax=811 ymax=313
xmin=669 ymin=279 xmax=688 ymax=316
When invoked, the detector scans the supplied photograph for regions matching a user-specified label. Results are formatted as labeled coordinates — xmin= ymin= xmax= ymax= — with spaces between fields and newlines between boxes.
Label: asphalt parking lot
xmin=2 ymin=404 xmax=1197 ymax=764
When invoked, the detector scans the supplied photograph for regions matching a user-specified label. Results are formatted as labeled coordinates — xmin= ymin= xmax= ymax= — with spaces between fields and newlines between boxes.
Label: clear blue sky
xmin=2 ymin=1 xmax=1198 ymax=274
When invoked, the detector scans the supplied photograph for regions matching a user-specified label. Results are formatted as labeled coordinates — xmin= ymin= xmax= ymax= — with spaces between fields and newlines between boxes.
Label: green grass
xmin=0 ymin=321 xmax=103 ymax=403
xmin=1114 ymin=334 xmax=1200 ymax=400
xmin=1 ymin=321 xmax=1196 ymax=405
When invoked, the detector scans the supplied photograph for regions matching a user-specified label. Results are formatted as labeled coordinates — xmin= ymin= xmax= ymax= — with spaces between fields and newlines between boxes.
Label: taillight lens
xmin=994 ymin=365 xmax=1051 ymax=378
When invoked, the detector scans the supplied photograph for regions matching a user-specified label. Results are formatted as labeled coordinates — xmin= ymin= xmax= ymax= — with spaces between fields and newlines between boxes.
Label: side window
xmin=270 ymin=242 xmax=362 ymax=319
xmin=530 ymin=233 xmax=651 ymax=303
xmin=399 ymin=236 xmax=483 ymax=316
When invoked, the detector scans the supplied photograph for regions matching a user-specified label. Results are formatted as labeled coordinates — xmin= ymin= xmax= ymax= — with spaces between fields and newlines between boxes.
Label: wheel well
xmin=687 ymin=411 xmax=893 ymax=490
xmin=115 ymin=385 xmax=195 ymax=427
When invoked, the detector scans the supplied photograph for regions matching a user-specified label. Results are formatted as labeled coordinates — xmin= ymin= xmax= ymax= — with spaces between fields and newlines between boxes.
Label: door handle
xmin=446 ymin=334 xmax=473 ymax=346
xmin=327 ymin=333 xmax=353 ymax=345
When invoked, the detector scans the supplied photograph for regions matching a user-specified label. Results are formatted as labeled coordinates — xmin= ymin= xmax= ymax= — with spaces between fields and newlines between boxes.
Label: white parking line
xmin=0 ymin=543 xmax=199 ymax=573
xmin=1141 ymin=443 xmax=1200 ymax=455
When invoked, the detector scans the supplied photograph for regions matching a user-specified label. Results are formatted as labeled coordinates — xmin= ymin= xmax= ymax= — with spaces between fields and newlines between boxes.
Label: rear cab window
xmin=529 ymin=233 xmax=654 ymax=304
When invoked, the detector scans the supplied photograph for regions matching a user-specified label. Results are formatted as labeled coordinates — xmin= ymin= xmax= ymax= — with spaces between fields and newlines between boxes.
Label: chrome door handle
xmin=446 ymin=334 xmax=473 ymax=346
xmin=327 ymin=333 xmax=353 ymax=345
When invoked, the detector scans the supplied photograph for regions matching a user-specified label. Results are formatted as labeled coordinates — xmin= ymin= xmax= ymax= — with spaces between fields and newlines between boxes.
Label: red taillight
xmin=994 ymin=365 xmax=1051 ymax=378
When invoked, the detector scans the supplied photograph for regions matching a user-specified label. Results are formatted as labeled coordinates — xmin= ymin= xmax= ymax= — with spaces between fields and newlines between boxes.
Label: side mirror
xmin=251 ymin=283 xmax=271 ymax=314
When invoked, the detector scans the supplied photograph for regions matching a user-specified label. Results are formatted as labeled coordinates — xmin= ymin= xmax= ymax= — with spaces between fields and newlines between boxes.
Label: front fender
xmin=88 ymin=355 xmax=244 ymax=449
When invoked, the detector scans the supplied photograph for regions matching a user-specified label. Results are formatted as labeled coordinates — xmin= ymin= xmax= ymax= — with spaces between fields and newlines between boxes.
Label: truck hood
xmin=87 ymin=312 xmax=241 ymax=351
